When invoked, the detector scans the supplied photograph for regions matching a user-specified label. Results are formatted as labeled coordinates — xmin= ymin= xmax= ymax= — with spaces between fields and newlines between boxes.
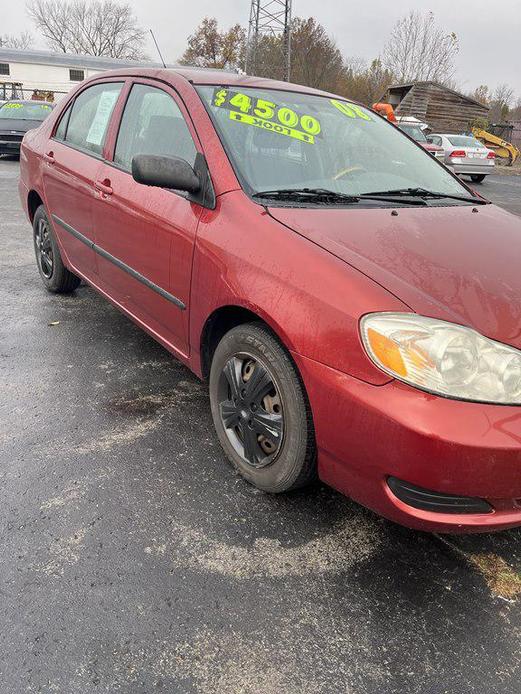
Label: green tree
xmin=179 ymin=17 xmax=245 ymax=70
xmin=339 ymin=58 xmax=394 ymax=106
xmin=252 ymin=17 xmax=345 ymax=90
xmin=471 ymin=85 xmax=490 ymax=105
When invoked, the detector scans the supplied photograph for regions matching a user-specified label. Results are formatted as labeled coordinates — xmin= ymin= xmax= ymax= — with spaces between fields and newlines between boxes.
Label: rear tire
xmin=209 ymin=322 xmax=316 ymax=493
xmin=470 ymin=174 xmax=486 ymax=183
xmin=33 ymin=205 xmax=80 ymax=293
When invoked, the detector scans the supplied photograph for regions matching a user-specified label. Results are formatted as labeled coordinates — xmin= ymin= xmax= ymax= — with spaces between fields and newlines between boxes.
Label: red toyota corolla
xmin=18 ymin=68 xmax=521 ymax=533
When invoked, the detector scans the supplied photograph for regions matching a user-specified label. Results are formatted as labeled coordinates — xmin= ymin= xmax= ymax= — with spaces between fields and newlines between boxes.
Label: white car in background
xmin=427 ymin=134 xmax=495 ymax=183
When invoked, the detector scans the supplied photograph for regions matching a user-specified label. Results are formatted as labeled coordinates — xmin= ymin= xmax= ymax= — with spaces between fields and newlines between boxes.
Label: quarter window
xmin=65 ymin=82 xmax=123 ymax=155
xmin=0 ymin=63 xmax=9 ymax=76
xmin=54 ymin=103 xmax=72 ymax=140
xmin=114 ymin=84 xmax=197 ymax=171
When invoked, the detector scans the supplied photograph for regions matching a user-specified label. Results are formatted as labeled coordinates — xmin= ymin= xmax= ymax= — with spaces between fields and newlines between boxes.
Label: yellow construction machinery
xmin=472 ymin=127 xmax=520 ymax=166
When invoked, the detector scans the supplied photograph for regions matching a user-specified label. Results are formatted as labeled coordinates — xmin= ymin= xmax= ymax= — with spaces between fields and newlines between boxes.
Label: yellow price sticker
xmin=213 ymin=88 xmax=321 ymax=144
xmin=330 ymin=99 xmax=373 ymax=121
xmin=229 ymin=111 xmax=317 ymax=144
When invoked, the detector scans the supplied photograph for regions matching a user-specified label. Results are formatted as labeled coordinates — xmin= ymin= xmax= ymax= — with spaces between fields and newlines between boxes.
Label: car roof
xmin=85 ymin=67 xmax=354 ymax=101
xmin=1 ymin=99 xmax=54 ymax=106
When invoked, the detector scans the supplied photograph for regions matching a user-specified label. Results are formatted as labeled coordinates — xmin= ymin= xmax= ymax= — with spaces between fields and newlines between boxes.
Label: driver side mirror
xmin=132 ymin=154 xmax=201 ymax=194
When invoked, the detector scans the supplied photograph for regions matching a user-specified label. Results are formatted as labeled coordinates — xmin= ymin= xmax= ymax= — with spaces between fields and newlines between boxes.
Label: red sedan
xmin=18 ymin=68 xmax=521 ymax=533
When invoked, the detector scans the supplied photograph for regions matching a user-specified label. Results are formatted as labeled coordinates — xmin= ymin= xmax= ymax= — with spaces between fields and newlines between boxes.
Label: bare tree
xmin=383 ymin=11 xmax=459 ymax=84
xmin=510 ymin=98 xmax=521 ymax=122
xmin=489 ymin=83 xmax=515 ymax=122
xmin=0 ymin=32 xmax=33 ymax=49
xmin=27 ymin=0 xmax=148 ymax=59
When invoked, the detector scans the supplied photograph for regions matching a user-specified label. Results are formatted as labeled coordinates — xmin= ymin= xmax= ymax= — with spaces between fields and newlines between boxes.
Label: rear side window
xmin=114 ymin=83 xmax=197 ymax=171
xmin=65 ymin=82 xmax=123 ymax=156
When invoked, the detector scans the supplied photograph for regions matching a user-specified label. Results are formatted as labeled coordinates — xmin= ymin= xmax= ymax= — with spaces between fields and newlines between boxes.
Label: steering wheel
xmin=332 ymin=165 xmax=366 ymax=181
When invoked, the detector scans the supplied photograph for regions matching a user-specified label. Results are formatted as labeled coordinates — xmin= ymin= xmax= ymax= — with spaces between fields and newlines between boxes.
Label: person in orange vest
xmin=372 ymin=103 xmax=397 ymax=122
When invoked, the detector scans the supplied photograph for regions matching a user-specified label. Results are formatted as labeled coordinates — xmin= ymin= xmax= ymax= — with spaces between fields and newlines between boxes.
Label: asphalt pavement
xmin=477 ymin=172 xmax=521 ymax=216
xmin=1 ymin=156 xmax=520 ymax=694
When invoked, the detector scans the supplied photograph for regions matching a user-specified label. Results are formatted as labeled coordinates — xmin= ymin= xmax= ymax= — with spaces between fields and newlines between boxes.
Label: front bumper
xmin=0 ymin=137 xmax=22 ymax=154
xmin=294 ymin=352 xmax=521 ymax=533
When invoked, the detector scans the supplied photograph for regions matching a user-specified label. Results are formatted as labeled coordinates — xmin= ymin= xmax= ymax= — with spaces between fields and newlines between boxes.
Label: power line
xmin=245 ymin=0 xmax=292 ymax=81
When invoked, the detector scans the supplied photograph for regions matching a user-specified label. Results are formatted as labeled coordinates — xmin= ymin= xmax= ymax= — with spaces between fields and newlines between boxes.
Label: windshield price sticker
xmin=3 ymin=103 xmax=23 ymax=109
xmin=213 ymin=88 xmax=321 ymax=144
xmin=330 ymin=99 xmax=373 ymax=121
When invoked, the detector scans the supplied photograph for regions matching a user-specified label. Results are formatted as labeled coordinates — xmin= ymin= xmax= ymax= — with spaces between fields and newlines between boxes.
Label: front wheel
xmin=33 ymin=205 xmax=81 ymax=293
xmin=470 ymin=174 xmax=486 ymax=183
xmin=209 ymin=323 xmax=316 ymax=493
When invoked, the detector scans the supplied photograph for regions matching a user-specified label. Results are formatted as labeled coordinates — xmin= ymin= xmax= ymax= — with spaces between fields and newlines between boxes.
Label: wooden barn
xmin=381 ymin=81 xmax=489 ymax=133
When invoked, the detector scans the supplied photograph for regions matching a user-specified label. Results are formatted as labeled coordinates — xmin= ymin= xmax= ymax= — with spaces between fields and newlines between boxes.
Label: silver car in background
xmin=427 ymin=134 xmax=495 ymax=183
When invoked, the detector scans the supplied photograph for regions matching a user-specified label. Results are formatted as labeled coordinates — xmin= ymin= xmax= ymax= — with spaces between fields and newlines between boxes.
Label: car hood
xmin=0 ymin=118 xmax=42 ymax=133
xmin=421 ymin=142 xmax=443 ymax=152
xmin=268 ymin=203 xmax=521 ymax=348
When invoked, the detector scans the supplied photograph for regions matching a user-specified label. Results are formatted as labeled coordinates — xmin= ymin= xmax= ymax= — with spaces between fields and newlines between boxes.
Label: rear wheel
xmin=33 ymin=205 xmax=80 ymax=293
xmin=209 ymin=323 xmax=316 ymax=493
xmin=470 ymin=174 xmax=486 ymax=183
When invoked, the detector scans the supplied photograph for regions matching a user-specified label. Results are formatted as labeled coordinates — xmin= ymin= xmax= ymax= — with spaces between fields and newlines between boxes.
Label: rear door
xmin=91 ymin=80 xmax=202 ymax=357
xmin=43 ymin=80 xmax=124 ymax=279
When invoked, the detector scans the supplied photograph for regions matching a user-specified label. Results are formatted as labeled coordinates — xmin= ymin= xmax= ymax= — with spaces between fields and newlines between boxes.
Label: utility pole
xmin=245 ymin=0 xmax=292 ymax=81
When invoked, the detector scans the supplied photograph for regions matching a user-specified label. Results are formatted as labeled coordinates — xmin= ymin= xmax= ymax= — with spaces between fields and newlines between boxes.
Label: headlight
xmin=360 ymin=313 xmax=521 ymax=404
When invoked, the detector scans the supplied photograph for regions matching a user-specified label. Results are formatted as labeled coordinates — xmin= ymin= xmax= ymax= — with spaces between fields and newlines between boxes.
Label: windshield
xmin=0 ymin=102 xmax=53 ymax=121
xmin=447 ymin=135 xmax=484 ymax=148
xmin=197 ymin=86 xmax=467 ymax=201
xmin=398 ymin=124 xmax=428 ymax=143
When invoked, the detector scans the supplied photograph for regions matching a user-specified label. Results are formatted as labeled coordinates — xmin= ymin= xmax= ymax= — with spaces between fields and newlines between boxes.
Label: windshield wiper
xmin=252 ymin=187 xmax=431 ymax=206
xmin=359 ymin=187 xmax=488 ymax=205
xmin=251 ymin=188 xmax=360 ymax=203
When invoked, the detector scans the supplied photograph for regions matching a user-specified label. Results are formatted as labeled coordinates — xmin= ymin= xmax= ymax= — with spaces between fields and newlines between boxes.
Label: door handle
xmin=94 ymin=179 xmax=113 ymax=196
xmin=44 ymin=151 xmax=55 ymax=164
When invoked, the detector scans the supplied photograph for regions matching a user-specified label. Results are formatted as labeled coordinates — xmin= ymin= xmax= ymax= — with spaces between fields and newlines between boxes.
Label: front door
xmin=92 ymin=82 xmax=202 ymax=358
xmin=42 ymin=81 xmax=124 ymax=280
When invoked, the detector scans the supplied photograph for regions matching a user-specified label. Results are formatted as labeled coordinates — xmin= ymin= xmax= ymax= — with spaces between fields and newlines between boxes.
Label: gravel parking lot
xmin=1 ymin=156 xmax=520 ymax=694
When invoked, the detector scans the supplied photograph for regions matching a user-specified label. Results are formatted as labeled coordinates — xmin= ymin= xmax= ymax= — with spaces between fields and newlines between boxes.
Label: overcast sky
xmin=4 ymin=0 xmax=520 ymax=97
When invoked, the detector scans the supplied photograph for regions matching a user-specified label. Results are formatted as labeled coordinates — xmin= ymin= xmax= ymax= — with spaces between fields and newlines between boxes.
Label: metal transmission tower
xmin=246 ymin=0 xmax=292 ymax=81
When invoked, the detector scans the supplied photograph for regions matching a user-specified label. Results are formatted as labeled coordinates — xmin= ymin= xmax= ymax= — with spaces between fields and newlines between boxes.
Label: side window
xmin=65 ymin=82 xmax=123 ymax=156
xmin=54 ymin=103 xmax=72 ymax=141
xmin=114 ymin=84 xmax=197 ymax=171
xmin=430 ymin=136 xmax=442 ymax=146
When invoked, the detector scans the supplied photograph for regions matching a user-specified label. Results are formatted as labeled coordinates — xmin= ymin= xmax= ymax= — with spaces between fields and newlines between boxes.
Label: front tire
xmin=33 ymin=205 xmax=80 ymax=293
xmin=470 ymin=174 xmax=486 ymax=183
xmin=209 ymin=323 xmax=316 ymax=493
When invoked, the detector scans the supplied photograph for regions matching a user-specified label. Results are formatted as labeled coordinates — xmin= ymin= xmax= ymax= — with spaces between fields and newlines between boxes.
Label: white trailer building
xmin=0 ymin=47 xmax=163 ymax=102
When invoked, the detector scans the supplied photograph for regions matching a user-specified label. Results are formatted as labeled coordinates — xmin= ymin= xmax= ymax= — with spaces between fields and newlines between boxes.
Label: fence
xmin=1 ymin=82 xmax=68 ymax=102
